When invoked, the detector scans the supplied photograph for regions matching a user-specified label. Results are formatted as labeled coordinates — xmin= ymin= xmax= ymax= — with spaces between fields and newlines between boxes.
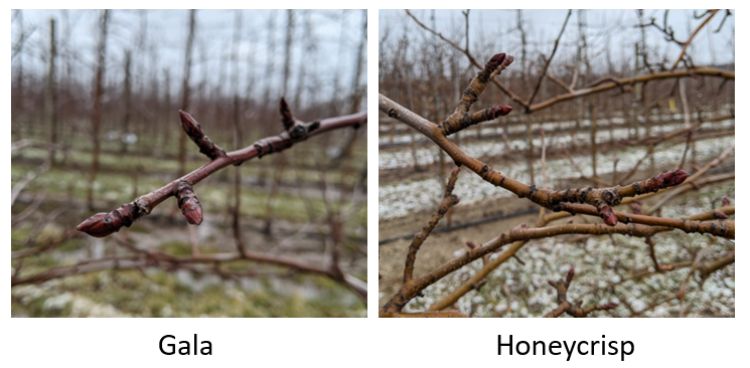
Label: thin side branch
xmin=544 ymin=267 xmax=618 ymax=317
xmin=403 ymin=167 xmax=461 ymax=283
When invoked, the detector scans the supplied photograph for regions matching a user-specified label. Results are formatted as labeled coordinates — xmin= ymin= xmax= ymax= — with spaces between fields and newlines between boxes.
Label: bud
xmin=485 ymin=53 xmax=507 ymax=71
xmin=176 ymin=181 xmax=203 ymax=225
xmin=598 ymin=204 xmax=618 ymax=226
xmin=76 ymin=203 xmax=140 ymax=237
xmin=494 ymin=104 xmax=513 ymax=117
xmin=279 ymin=97 xmax=296 ymax=131
xmin=178 ymin=110 xmax=226 ymax=160
xmin=660 ymin=169 xmax=689 ymax=187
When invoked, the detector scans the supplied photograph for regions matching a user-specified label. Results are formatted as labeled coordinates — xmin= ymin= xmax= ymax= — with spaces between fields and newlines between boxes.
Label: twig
xmin=403 ymin=167 xmax=461 ymax=283
xmin=526 ymin=10 xmax=572 ymax=108
xmin=544 ymin=267 xmax=617 ymax=317
xmin=77 ymin=105 xmax=366 ymax=237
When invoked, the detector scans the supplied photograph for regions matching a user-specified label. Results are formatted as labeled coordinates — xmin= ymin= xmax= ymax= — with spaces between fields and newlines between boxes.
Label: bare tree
xmin=46 ymin=18 xmax=58 ymax=165
xmin=178 ymin=9 xmax=197 ymax=176
xmin=86 ymin=10 xmax=110 ymax=211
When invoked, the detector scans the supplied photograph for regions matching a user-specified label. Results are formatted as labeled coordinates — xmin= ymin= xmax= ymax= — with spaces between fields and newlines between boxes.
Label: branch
xmin=441 ymin=53 xmax=514 ymax=135
xmin=12 ymin=236 xmax=367 ymax=301
xmin=404 ymin=12 xmax=733 ymax=114
xmin=529 ymin=67 xmax=733 ymax=112
xmin=382 ymin=220 xmax=714 ymax=313
xmin=544 ymin=267 xmax=617 ymax=317
xmin=381 ymin=92 xmax=698 ymax=228
xmin=77 ymin=107 xmax=366 ymax=237
xmin=403 ymin=167 xmax=460 ymax=283
xmin=670 ymin=10 xmax=718 ymax=70
xmin=526 ymin=10 xmax=572 ymax=108
xmin=428 ymin=205 xmax=733 ymax=311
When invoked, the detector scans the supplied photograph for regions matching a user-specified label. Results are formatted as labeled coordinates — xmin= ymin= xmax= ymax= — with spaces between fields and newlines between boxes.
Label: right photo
xmin=379 ymin=9 xmax=734 ymax=317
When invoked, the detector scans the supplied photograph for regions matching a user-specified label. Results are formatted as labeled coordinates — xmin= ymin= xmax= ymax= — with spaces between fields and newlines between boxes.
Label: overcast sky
xmin=380 ymin=10 xmax=734 ymax=72
xmin=12 ymin=10 xmax=367 ymax=107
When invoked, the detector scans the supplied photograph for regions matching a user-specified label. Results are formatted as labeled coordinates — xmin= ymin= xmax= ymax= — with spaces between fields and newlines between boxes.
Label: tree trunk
xmin=47 ymin=18 xmax=58 ymax=165
xmin=87 ymin=10 xmax=109 ymax=211
xmin=120 ymin=50 xmax=132 ymax=153
xmin=178 ymin=9 xmax=196 ymax=176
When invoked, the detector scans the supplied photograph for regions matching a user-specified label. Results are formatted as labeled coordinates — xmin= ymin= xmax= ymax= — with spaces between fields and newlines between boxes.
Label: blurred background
xmin=11 ymin=9 xmax=367 ymax=317
xmin=379 ymin=10 xmax=734 ymax=316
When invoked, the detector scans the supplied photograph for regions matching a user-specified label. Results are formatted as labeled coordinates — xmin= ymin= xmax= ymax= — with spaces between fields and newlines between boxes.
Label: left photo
xmin=11 ymin=9 xmax=367 ymax=317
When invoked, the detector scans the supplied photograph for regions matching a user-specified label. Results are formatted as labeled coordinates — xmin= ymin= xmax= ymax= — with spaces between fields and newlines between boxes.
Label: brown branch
xmin=427 ymin=204 xmax=733 ymax=312
xmin=403 ymin=167 xmax=461 ymax=283
xmin=381 ymin=92 xmax=696 ymax=228
xmin=12 ymin=236 xmax=367 ymax=301
xmin=404 ymin=11 xmax=733 ymax=114
xmin=670 ymin=10 xmax=718 ymax=70
xmin=526 ymin=10 xmax=572 ymax=108
xmin=544 ymin=267 xmax=617 ymax=317
xmin=382 ymin=219 xmax=709 ymax=314
xmin=77 ymin=109 xmax=366 ymax=237
xmin=441 ymin=53 xmax=514 ymax=135
xmin=529 ymin=67 xmax=733 ymax=112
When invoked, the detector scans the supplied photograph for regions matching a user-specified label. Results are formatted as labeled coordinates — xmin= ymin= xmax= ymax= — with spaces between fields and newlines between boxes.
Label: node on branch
xmin=176 ymin=180 xmax=203 ymax=225
xmin=441 ymin=53 xmax=514 ymax=136
xmin=179 ymin=110 xmax=227 ymax=160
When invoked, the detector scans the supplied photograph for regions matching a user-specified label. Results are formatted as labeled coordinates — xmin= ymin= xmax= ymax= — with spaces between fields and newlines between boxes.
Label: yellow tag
xmin=668 ymin=98 xmax=677 ymax=112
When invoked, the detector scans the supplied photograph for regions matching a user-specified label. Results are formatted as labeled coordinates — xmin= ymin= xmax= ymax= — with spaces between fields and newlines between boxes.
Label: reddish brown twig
xmin=404 ymin=10 xmax=734 ymax=114
xmin=441 ymin=53 xmax=514 ymax=135
xmin=178 ymin=110 xmax=227 ymax=160
xmin=544 ymin=267 xmax=618 ymax=317
xmin=381 ymin=93 xmax=697 ymax=229
xmin=403 ymin=167 xmax=461 ymax=283
xmin=77 ymin=107 xmax=366 ymax=237
xmin=427 ymin=205 xmax=733 ymax=312
xmin=379 ymin=51 xmax=733 ymax=316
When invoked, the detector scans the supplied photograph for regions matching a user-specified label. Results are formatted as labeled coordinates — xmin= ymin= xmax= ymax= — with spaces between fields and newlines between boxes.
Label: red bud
xmin=491 ymin=104 xmax=513 ymax=118
xmin=176 ymin=181 xmax=203 ymax=225
xmin=76 ymin=212 xmax=116 ymax=237
xmin=76 ymin=203 xmax=141 ymax=237
xmin=486 ymin=53 xmax=507 ymax=71
xmin=181 ymin=198 xmax=203 ymax=225
xmin=661 ymin=169 xmax=689 ymax=187
xmin=598 ymin=205 xmax=618 ymax=226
